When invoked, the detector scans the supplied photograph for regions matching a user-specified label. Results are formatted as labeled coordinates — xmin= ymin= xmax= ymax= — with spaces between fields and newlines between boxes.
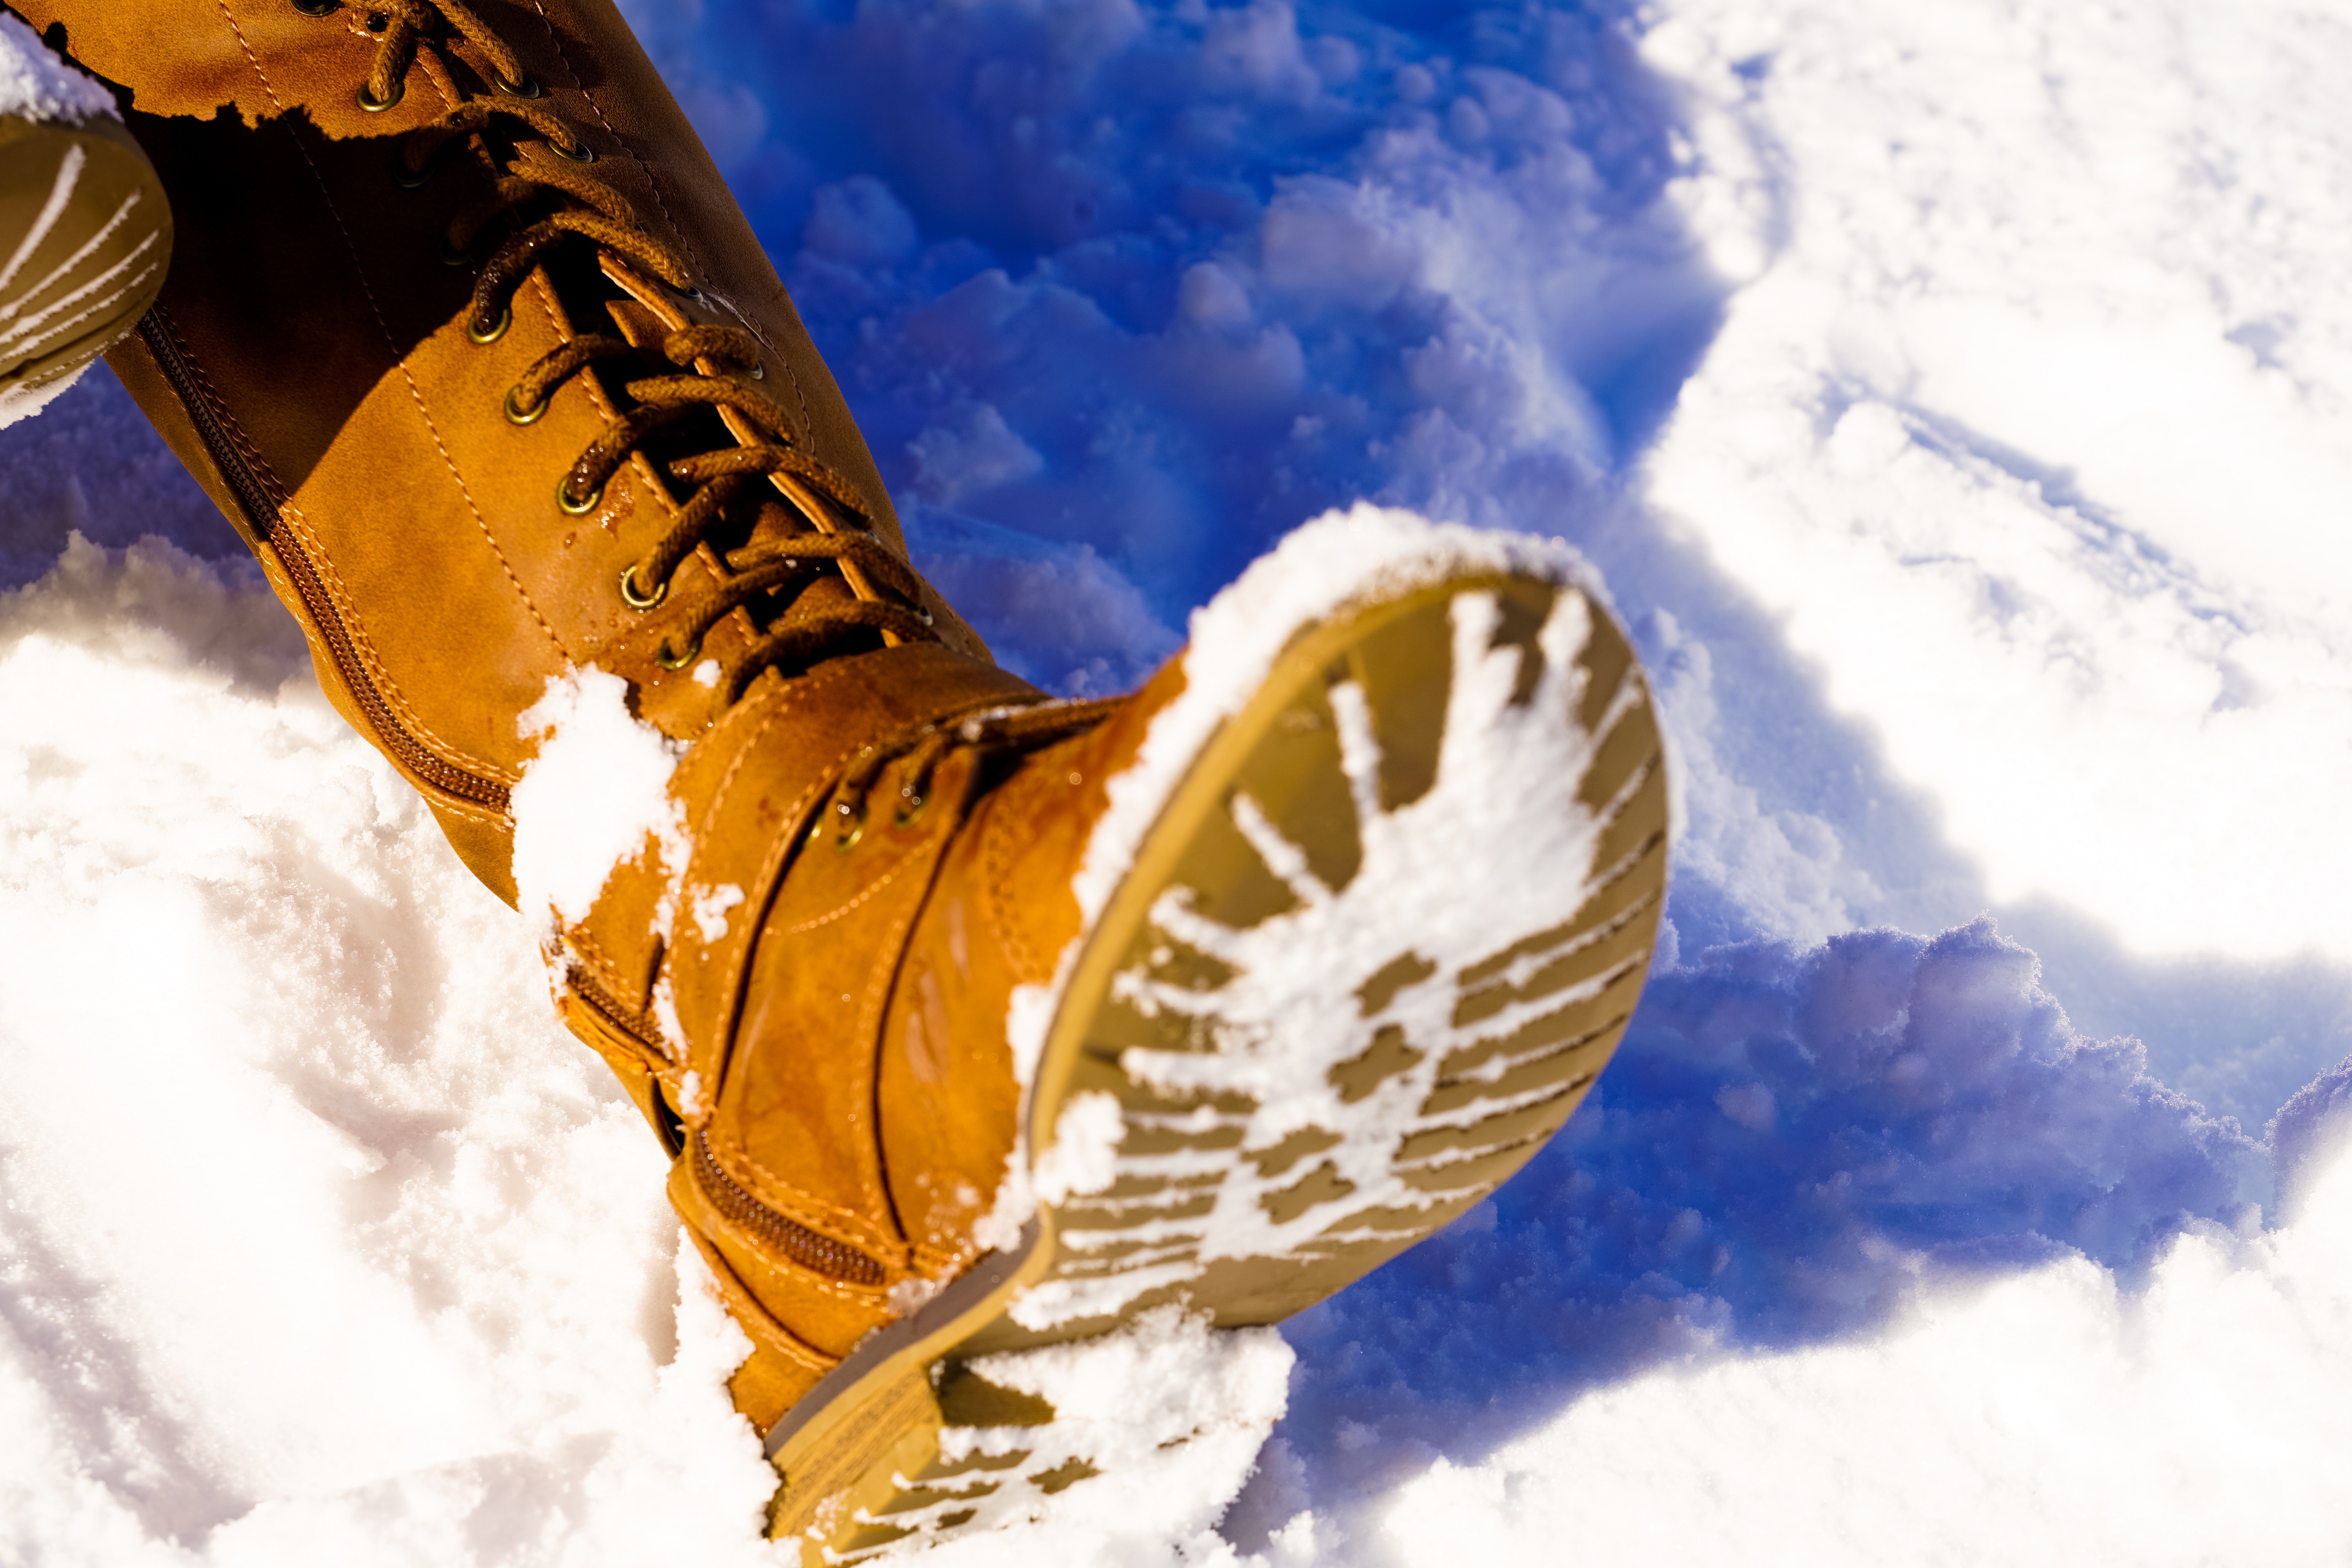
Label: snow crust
xmin=1642 ymin=0 xmax=2352 ymax=962
xmin=1379 ymin=1138 xmax=2352 ymax=1567
xmin=0 ymin=13 xmax=118 ymax=123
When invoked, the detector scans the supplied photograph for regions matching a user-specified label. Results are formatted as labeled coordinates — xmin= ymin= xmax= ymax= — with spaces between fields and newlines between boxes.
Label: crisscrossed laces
xmin=334 ymin=0 xmax=1126 ymax=844
xmin=347 ymin=0 xmax=943 ymax=706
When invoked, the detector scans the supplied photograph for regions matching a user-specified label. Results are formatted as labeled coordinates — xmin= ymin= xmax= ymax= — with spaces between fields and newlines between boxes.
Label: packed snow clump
xmin=1061 ymin=501 xmax=1606 ymax=940
xmin=1002 ymin=502 xmax=1603 ymax=1091
xmin=852 ymin=1308 xmax=1299 ymax=1567
xmin=510 ymin=664 xmax=688 ymax=936
xmin=997 ymin=502 xmax=1646 ymax=1329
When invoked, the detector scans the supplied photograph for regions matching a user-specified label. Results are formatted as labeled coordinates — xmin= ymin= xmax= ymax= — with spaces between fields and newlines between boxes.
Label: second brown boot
xmin=24 ymin=1 xmax=1668 ymax=1556
xmin=0 ymin=10 xmax=168 ymax=422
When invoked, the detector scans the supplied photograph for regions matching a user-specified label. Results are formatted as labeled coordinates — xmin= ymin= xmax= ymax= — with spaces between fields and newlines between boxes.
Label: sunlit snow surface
xmin=6 ymin=0 xmax=2352 ymax=1563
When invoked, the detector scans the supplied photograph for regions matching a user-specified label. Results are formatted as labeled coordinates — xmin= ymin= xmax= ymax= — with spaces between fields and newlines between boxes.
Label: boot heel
xmin=768 ymin=1367 xmax=946 ymax=1561
xmin=775 ymin=1358 xmax=1102 ymax=1563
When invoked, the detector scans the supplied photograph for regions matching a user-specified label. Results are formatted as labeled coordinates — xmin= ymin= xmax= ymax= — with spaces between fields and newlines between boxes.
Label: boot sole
xmin=0 ymin=114 xmax=169 ymax=405
xmin=766 ymin=548 xmax=1667 ymax=1559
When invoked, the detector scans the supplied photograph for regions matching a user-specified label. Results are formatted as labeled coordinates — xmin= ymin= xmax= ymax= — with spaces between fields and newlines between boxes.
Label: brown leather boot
xmin=22 ymin=1 xmax=1668 ymax=1555
xmin=0 ymin=12 xmax=168 ymax=420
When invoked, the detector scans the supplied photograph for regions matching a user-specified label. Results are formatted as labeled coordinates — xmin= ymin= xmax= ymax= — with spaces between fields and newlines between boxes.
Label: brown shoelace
xmin=340 ymin=1 xmax=1124 ymax=837
xmin=346 ymin=0 xmax=937 ymax=703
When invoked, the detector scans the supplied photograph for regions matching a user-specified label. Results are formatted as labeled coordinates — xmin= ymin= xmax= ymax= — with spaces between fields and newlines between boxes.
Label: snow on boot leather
xmin=0 ymin=11 xmax=167 ymax=425
xmin=23 ymin=3 xmax=1668 ymax=1557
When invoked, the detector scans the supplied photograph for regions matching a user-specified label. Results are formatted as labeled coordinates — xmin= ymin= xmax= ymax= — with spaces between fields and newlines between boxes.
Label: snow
xmin=1001 ymin=503 xmax=1607 ymax=1147
xmin=7 ymin=0 xmax=2352 ymax=1560
xmin=1068 ymin=504 xmax=1604 ymax=934
xmin=999 ymin=503 xmax=1633 ymax=1329
xmin=0 ymin=13 xmax=118 ymax=124
xmin=0 ymin=538 xmax=779 ymax=1568
xmin=689 ymin=882 xmax=745 ymax=946
xmin=510 ymin=664 xmax=688 ymax=940
xmin=827 ymin=1309 xmax=1296 ymax=1566
xmin=1642 ymin=0 xmax=2352 ymax=963
xmin=1381 ymin=1140 xmax=2352 ymax=1568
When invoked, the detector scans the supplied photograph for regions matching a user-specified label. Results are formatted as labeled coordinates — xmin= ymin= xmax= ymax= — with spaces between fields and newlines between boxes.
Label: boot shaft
xmin=24 ymin=0 xmax=987 ymax=897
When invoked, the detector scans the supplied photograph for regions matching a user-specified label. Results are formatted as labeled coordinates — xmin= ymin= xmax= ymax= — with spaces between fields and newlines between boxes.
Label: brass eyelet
xmin=466 ymin=304 xmax=511 ymax=345
xmin=558 ymin=475 xmax=604 ymax=516
xmin=550 ymin=138 xmax=596 ymax=164
xmin=356 ymin=76 xmax=405 ymax=113
xmin=654 ymin=633 xmax=702 ymax=671
xmin=495 ymin=71 xmax=542 ymax=100
xmin=831 ymin=805 xmax=866 ymax=853
xmin=290 ymin=0 xmax=337 ymax=15
xmin=503 ymin=384 xmax=548 ymax=425
xmin=749 ymin=363 xmax=764 ymax=381
xmin=437 ymin=233 xmax=474 ymax=268
xmin=617 ymin=564 xmax=666 ymax=609
xmin=390 ymin=152 xmax=434 ymax=189
xmin=893 ymin=793 xmax=927 ymax=829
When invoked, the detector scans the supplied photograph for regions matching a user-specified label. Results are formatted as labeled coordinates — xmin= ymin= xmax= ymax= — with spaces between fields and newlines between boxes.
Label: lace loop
xmin=362 ymin=0 xmax=525 ymax=111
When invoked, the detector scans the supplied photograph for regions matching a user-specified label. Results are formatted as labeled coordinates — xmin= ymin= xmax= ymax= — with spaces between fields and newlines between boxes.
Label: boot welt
xmin=764 ymin=556 xmax=1668 ymax=1560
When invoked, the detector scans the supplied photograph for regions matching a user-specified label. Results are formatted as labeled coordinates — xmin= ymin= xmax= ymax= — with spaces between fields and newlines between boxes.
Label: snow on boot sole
xmin=0 ymin=112 xmax=167 ymax=412
xmin=764 ymin=523 xmax=1668 ymax=1560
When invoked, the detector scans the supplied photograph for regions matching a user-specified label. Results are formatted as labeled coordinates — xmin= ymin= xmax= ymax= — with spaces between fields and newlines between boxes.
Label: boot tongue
xmin=604 ymin=296 xmax=671 ymax=351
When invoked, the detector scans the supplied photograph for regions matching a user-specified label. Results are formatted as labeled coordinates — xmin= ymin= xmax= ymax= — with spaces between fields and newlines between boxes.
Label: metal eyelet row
xmin=816 ymin=789 xmax=929 ymax=857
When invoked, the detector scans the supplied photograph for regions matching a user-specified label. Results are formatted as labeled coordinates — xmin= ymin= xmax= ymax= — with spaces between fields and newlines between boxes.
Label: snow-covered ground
xmin=6 ymin=0 xmax=2352 ymax=1563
